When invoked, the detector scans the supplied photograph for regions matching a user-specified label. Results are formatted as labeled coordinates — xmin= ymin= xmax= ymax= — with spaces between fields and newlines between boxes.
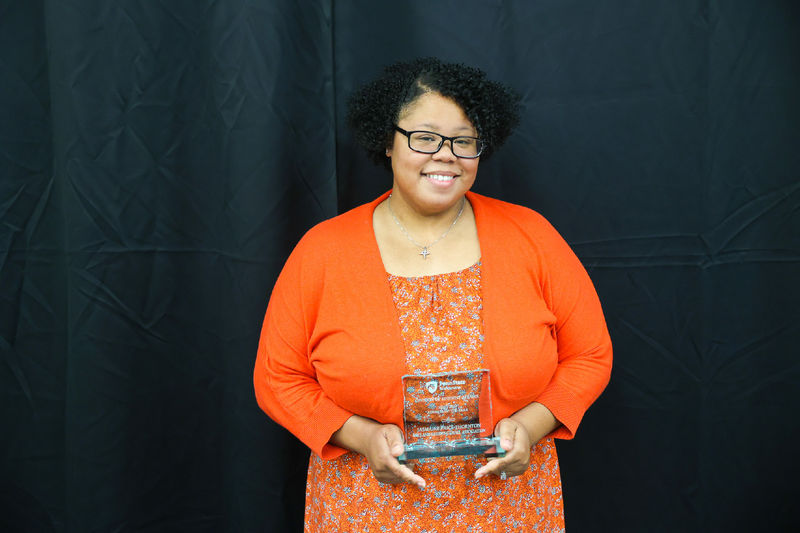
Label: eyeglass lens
xmin=408 ymin=132 xmax=481 ymax=157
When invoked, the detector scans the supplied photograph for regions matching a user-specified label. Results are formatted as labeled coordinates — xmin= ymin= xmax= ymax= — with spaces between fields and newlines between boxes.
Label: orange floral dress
xmin=305 ymin=263 xmax=565 ymax=532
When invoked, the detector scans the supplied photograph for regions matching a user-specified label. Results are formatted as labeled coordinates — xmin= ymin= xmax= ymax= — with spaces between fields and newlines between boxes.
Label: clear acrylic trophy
xmin=397 ymin=369 xmax=505 ymax=463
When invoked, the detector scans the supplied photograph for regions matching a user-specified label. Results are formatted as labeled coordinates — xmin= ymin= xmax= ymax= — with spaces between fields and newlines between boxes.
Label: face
xmin=387 ymin=92 xmax=479 ymax=217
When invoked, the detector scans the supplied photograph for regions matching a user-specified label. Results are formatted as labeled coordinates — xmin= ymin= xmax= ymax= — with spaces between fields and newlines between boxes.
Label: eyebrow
xmin=415 ymin=123 xmax=475 ymax=133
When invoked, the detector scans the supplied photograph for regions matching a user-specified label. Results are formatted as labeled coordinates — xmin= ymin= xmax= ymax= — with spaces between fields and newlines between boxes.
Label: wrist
xmin=331 ymin=415 xmax=381 ymax=455
xmin=508 ymin=402 xmax=559 ymax=445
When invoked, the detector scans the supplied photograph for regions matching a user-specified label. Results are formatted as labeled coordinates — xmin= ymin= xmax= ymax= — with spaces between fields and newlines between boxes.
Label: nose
xmin=433 ymin=139 xmax=457 ymax=161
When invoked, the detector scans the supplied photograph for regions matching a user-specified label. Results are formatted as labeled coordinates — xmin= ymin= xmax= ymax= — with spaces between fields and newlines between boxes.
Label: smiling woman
xmin=254 ymin=57 xmax=613 ymax=532
xmin=385 ymin=92 xmax=479 ymax=229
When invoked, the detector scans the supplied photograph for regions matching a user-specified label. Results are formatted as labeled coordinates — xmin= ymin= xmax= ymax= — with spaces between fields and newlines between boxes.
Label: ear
xmin=385 ymin=147 xmax=392 ymax=157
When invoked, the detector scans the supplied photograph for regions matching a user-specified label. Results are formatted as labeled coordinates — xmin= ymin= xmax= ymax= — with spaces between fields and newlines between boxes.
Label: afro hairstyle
xmin=347 ymin=57 xmax=521 ymax=170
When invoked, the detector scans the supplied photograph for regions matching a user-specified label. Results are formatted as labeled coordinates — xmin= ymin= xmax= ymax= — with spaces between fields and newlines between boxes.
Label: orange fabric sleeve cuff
xmin=535 ymin=384 xmax=584 ymax=440
xmin=303 ymin=399 xmax=354 ymax=459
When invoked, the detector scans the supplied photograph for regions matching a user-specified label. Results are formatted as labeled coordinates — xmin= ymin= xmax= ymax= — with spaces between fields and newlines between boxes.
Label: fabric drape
xmin=2 ymin=1 xmax=798 ymax=532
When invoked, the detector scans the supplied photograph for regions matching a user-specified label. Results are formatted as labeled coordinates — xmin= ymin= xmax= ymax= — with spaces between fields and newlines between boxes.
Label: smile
xmin=425 ymin=173 xmax=456 ymax=182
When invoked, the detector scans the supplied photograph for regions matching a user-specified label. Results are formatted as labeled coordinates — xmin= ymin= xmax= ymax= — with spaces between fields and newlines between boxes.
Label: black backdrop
xmin=2 ymin=1 xmax=798 ymax=532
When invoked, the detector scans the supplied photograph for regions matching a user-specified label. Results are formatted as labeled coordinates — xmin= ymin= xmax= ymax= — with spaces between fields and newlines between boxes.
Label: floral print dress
xmin=304 ymin=263 xmax=565 ymax=532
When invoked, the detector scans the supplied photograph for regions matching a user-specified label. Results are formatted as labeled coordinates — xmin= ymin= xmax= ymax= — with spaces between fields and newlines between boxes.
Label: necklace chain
xmin=386 ymin=194 xmax=466 ymax=260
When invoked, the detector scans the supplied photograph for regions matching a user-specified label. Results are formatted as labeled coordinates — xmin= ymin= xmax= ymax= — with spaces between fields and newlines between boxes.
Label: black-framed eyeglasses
xmin=395 ymin=126 xmax=485 ymax=159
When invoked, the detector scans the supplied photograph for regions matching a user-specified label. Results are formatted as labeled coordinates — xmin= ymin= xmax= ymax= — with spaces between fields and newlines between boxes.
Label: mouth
xmin=423 ymin=173 xmax=458 ymax=183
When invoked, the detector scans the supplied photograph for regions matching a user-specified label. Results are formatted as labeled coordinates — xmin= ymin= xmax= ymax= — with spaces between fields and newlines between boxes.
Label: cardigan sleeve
xmin=532 ymin=216 xmax=613 ymax=439
xmin=253 ymin=233 xmax=353 ymax=459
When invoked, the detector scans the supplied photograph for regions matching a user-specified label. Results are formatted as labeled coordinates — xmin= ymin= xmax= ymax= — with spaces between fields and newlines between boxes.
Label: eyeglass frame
xmin=394 ymin=126 xmax=486 ymax=159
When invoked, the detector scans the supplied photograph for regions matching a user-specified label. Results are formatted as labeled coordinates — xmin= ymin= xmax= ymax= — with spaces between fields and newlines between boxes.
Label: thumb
xmin=495 ymin=419 xmax=517 ymax=453
xmin=384 ymin=426 xmax=406 ymax=457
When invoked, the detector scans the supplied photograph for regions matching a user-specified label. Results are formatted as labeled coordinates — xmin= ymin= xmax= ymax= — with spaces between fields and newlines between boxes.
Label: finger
xmin=383 ymin=426 xmax=406 ymax=457
xmin=394 ymin=464 xmax=426 ymax=489
xmin=474 ymin=457 xmax=506 ymax=479
xmin=474 ymin=420 xmax=519 ymax=478
xmin=474 ymin=440 xmax=532 ymax=479
xmin=495 ymin=419 xmax=517 ymax=453
xmin=379 ymin=459 xmax=425 ymax=488
xmin=377 ymin=433 xmax=425 ymax=489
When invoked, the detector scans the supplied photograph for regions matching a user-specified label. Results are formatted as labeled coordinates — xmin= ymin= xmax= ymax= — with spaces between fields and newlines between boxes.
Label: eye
xmin=454 ymin=138 xmax=476 ymax=146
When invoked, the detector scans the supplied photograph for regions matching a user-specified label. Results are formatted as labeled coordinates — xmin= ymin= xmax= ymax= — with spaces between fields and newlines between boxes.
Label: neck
xmin=387 ymin=194 xmax=466 ymax=241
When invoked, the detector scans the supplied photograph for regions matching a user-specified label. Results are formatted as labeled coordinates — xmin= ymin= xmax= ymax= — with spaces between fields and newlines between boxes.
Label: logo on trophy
xmin=398 ymin=369 xmax=506 ymax=463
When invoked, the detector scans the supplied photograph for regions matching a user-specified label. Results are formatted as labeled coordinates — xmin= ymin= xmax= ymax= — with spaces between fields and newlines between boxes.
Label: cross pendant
xmin=419 ymin=247 xmax=431 ymax=259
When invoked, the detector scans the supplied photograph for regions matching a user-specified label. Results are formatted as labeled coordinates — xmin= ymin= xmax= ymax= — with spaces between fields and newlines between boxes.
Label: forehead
xmin=398 ymin=92 xmax=475 ymax=133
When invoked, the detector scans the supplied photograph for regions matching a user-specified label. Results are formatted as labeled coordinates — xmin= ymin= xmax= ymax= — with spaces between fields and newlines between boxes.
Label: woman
xmin=254 ymin=58 xmax=612 ymax=532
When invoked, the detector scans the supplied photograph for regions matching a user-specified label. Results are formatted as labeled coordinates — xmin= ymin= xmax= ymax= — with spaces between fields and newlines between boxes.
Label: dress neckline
xmin=386 ymin=260 xmax=481 ymax=281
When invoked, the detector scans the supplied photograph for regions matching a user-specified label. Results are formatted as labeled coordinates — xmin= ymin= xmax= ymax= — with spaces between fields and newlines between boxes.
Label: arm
xmin=255 ymin=232 xmax=426 ymax=487
xmin=253 ymin=237 xmax=353 ymax=459
xmin=478 ymin=212 xmax=612 ymax=479
xmin=532 ymin=216 xmax=613 ymax=439
xmin=256 ymin=290 xmax=426 ymax=486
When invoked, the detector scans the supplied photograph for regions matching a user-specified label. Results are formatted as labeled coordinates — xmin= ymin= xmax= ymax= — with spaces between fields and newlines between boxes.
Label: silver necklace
xmin=386 ymin=194 xmax=466 ymax=260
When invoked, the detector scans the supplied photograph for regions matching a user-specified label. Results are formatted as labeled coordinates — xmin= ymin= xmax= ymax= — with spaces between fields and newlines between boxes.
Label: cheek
xmin=394 ymin=152 xmax=427 ymax=172
xmin=463 ymin=160 xmax=480 ymax=179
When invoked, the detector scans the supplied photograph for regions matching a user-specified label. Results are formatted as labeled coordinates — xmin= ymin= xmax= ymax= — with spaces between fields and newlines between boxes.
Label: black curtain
xmin=2 ymin=1 xmax=798 ymax=532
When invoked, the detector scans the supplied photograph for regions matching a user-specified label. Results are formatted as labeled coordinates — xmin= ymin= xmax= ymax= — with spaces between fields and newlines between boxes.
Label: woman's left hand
xmin=474 ymin=417 xmax=532 ymax=480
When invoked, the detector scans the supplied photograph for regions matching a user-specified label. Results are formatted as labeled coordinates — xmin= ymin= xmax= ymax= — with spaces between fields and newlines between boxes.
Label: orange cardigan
xmin=254 ymin=191 xmax=612 ymax=459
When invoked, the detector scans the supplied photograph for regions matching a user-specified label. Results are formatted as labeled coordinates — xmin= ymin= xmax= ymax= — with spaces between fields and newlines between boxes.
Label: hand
xmin=474 ymin=418 xmax=532 ymax=480
xmin=362 ymin=423 xmax=426 ymax=489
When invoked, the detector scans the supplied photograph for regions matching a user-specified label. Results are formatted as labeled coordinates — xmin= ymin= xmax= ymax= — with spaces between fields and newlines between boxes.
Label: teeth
xmin=427 ymin=174 xmax=455 ymax=181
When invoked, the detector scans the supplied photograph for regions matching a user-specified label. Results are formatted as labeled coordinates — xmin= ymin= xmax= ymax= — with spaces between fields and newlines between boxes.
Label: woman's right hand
xmin=331 ymin=416 xmax=426 ymax=489
xmin=363 ymin=423 xmax=426 ymax=488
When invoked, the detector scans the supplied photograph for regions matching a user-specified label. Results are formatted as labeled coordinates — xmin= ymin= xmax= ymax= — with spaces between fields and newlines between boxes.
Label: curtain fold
xmin=1 ymin=1 xmax=798 ymax=531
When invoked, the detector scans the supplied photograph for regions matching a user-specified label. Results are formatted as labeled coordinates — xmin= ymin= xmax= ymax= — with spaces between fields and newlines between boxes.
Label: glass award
xmin=397 ymin=369 xmax=505 ymax=463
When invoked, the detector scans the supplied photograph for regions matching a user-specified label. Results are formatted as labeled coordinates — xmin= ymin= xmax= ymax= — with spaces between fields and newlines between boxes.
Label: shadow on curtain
xmin=1 ymin=1 xmax=798 ymax=531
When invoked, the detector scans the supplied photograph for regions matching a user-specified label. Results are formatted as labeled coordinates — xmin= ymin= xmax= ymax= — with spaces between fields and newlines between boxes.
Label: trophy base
xmin=398 ymin=437 xmax=506 ymax=463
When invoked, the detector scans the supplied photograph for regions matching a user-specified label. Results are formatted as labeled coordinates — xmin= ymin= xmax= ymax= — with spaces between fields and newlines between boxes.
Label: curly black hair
xmin=347 ymin=58 xmax=520 ymax=169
